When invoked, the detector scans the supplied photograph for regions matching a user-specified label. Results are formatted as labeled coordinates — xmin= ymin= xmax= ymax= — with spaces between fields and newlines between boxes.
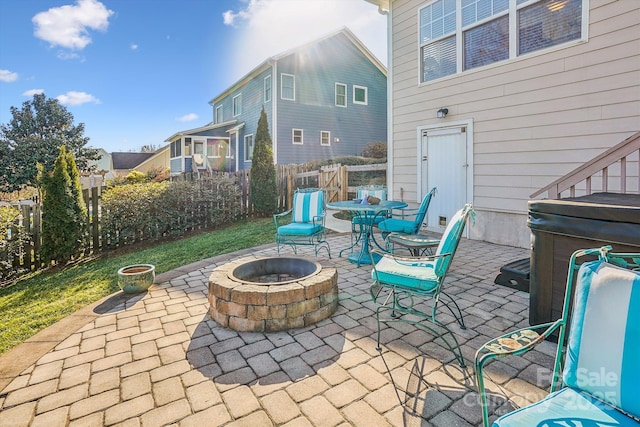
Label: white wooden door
xmin=421 ymin=126 xmax=468 ymax=232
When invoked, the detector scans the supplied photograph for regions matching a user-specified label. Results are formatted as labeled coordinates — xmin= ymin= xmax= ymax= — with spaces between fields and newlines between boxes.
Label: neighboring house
xmin=166 ymin=27 xmax=387 ymax=175
xmin=134 ymin=145 xmax=170 ymax=175
xmin=111 ymin=152 xmax=155 ymax=176
xmin=365 ymin=0 xmax=639 ymax=248
xmin=82 ymin=147 xmax=170 ymax=188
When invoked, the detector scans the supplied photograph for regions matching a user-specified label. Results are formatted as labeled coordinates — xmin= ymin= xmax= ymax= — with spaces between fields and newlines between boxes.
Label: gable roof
xmin=111 ymin=152 xmax=155 ymax=170
xmin=209 ymin=27 xmax=386 ymax=106
xmin=164 ymin=119 xmax=238 ymax=142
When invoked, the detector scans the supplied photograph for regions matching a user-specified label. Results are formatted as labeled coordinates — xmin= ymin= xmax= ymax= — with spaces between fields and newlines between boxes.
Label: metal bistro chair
xmin=377 ymin=187 xmax=437 ymax=241
xmin=351 ymin=185 xmax=388 ymax=246
xmin=475 ymin=246 xmax=640 ymax=426
xmin=370 ymin=203 xmax=474 ymax=367
xmin=274 ymin=188 xmax=331 ymax=258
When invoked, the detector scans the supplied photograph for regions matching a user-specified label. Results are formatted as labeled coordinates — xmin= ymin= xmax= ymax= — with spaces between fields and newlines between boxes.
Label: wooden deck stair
xmin=531 ymin=131 xmax=640 ymax=199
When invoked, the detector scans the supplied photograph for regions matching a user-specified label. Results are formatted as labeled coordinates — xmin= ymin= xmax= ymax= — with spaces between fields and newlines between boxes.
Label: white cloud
xmin=23 ymin=89 xmax=45 ymax=97
xmin=177 ymin=113 xmax=198 ymax=122
xmin=0 ymin=69 xmax=18 ymax=82
xmin=32 ymin=0 xmax=114 ymax=50
xmin=56 ymin=91 xmax=100 ymax=105
xmin=222 ymin=0 xmax=387 ymax=75
xmin=130 ymin=43 xmax=138 ymax=51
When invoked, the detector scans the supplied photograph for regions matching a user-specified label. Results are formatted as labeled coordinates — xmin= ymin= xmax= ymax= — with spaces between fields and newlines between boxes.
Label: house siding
xmin=275 ymin=32 xmax=387 ymax=165
xmin=387 ymin=0 xmax=640 ymax=248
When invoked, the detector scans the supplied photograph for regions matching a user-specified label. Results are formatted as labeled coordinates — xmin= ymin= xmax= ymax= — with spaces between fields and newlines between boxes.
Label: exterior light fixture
xmin=437 ymin=108 xmax=449 ymax=119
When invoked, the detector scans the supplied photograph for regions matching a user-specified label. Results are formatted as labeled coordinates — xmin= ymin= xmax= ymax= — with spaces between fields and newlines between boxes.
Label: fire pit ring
xmin=229 ymin=257 xmax=321 ymax=285
xmin=208 ymin=256 xmax=338 ymax=332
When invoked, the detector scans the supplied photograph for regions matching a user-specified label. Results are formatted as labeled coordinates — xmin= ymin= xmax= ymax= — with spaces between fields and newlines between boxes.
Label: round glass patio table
xmin=327 ymin=200 xmax=407 ymax=266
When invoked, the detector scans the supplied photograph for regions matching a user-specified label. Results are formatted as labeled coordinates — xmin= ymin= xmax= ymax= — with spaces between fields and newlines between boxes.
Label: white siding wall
xmin=389 ymin=0 xmax=640 ymax=248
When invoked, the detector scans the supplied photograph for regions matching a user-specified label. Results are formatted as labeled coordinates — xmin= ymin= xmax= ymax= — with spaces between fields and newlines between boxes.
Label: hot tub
xmin=528 ymin=192 xmax=640 ymax=326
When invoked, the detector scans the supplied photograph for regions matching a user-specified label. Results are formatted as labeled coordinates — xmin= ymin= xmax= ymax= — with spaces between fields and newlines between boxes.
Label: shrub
xmin=100 ymin=176 xmax=241 ymax=248
xmin=124 ymin=170 xmax=148 ymax=184
xmin=38 ymin=146 xmax=86 ymax=264
xmin=360 ymin=141 xmax=387 ymax=159
xmin=249 ymin=107 xmax=278 ymax=216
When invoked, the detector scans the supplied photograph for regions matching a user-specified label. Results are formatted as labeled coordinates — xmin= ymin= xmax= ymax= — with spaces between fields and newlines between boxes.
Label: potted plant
xmin=117 ymin=264 xmax=155 ymax=293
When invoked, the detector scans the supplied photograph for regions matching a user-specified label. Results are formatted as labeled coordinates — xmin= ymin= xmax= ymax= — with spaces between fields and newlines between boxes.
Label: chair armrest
xmin=386 ymin=207 xmax=419 ymax=219
xmin=371 ymin=248 xmax=449 ymax=267
xmin=273 ymin=209 xmax=292 ymax=228
xmin=474 ymin=320 xmax=564 ymax=427
xmin=475 ymin=321 xmax=561 ymax=362
xmin=313 ymin=213 xmax=326 ymax=227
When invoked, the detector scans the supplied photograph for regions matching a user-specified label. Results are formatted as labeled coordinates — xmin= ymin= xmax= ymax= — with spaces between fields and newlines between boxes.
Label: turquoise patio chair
xmin=370 ymin=203 xmax=474 ymax=367
xmin=475 ymin=246 xmax=640 ymax=426
xmin=377 ymin=187 xmax=436 ymax=239
xmin=351 ymin=185 xmax=388 ymax=246
xmin=274 ymin=188 xmax=331 ymax=258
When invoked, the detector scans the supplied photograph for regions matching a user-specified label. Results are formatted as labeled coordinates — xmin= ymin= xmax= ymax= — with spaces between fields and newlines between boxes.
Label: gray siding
xmin=275 ymin=32 xmax=387 ymax=165
xmin=387 ymin=0 xmax=640 ymax=248
xmin=208 ymin=69 xmax=274 ymax=170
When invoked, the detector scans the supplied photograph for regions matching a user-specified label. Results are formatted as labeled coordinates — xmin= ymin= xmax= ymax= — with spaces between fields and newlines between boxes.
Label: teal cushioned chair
xmin=377 ymin=187 xmax=436 ymax=239
xmin=274 ymin=188 xmax=331 ymax=257
xmin=370 ymin=203 xmax=474 ymax=367
xmin=475 ymin=246 xmax=640 ymax=426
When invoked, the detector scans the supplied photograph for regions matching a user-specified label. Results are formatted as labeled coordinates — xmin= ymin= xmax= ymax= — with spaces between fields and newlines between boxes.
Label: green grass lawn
xmin=0 ymin=218 xmax=275 ymax=356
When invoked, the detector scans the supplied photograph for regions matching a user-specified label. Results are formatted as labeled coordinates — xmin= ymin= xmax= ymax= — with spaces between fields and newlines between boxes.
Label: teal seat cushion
xmin=371 ymin=256 xmax=438 ymax=292
xmin=494 ymin=387 xmax=639 ymax=427
xmin=277 ymin=223 xmax=322 ymax=236
xmin=378 ymin=218 xmax=415 ymax=234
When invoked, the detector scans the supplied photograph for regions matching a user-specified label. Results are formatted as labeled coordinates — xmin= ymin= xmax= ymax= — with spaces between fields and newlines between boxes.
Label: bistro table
xmin=387 ymin=233 xmax=440 ymax=256
xmin=327 ymin=199 xmax=407 ymax=266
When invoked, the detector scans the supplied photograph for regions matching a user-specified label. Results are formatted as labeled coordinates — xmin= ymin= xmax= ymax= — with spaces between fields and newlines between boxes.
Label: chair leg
xmin=434 ymin=291 xmax=466 ymax=330
xmin=375 ymin=295 xmax=466 ymax=368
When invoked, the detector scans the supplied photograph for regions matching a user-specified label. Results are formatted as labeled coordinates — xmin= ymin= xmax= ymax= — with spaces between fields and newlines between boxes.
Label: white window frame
xmin=320 ymin=131 xmax=331 ymax=146
xmin=418 ymin=0 xmax=589 ymax=84
xmin=215 ymin=105 xmax=223 ymax=123
xmin=207 ymin=138 xmax=221 ymax=158
xmin=264 ymin=75 xmax=272 ymax=103
xmin=232 ymin=94 xmax=242 ymax=117
xmin=292 ymin=129 xmax=303 ymax=145
xmin=244 ymin=134 xmax=254 ymax=162
xmin=170 ymin=140 xmax=182 ymax=158
xmin=194 ymin=140 xmax=204 ymax=155
xmin=281 ymin=73 xmax=295 ymax=101
xmin=335 ymin=83 xmax=347 ymax=107
xmin=353 ymin=85 xmax=368 ymax=105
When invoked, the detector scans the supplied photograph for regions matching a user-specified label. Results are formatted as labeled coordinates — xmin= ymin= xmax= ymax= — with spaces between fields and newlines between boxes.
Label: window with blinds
xmin=419 ymin=0 xmax=585 ymax=83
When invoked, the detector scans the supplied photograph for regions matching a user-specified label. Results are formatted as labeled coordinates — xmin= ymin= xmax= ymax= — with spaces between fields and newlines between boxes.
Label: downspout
xmin=272 ymin=60 xmax=278 ymax=165
xmin=381 ymin=5 xmax=393 ymax=200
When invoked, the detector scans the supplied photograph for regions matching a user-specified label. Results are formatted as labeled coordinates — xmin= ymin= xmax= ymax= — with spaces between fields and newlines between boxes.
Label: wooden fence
xmin=1 ymin=162 xmax=386 ymax=280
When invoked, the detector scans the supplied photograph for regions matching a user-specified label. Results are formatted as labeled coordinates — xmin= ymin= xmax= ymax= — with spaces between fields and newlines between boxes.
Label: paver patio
xmin=0 ymin=224 xmax=558 ymax=427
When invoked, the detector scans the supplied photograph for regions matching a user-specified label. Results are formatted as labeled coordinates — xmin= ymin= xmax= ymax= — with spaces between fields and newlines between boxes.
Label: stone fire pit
xmin=208 ymin=256 xmax=339 ymax=332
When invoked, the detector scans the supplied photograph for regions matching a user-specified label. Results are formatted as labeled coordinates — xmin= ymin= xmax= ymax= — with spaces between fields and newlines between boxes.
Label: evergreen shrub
xmin=249 ymin=107 xmax=278 ymax=216
xmin=101 ymin=176 xmax=241 ymax=248
xmin=38 ymin=146 xmax=87 ymax=264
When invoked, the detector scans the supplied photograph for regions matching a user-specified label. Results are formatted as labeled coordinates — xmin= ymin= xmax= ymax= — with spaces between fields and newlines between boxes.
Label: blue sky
xmin=0 ymin=0 xmax=387 ymax=153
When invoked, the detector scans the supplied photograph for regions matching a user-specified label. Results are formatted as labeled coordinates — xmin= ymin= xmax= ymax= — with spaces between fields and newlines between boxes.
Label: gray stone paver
xmin=0 ymin=233 xmax=541 ymax=426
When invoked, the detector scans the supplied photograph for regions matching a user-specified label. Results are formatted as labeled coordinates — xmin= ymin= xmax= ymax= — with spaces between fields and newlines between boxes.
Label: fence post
xmin=91 ymin=187 xmax=100 ymax=251
xmin=340 ymin=165 xmax=348 ymax=201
